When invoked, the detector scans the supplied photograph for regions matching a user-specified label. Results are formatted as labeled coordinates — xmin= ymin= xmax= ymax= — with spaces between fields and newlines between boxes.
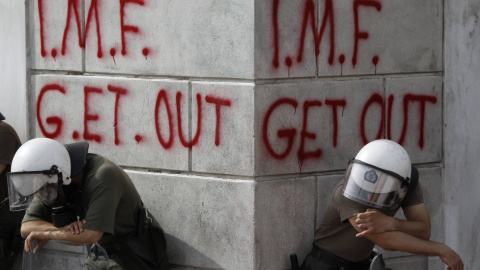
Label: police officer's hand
xmin=355 ymin=209 xmax=394 ymax=237
xmin=439 ymin=244 xmax=463 ymax=270
xmin=24 ymin=232 xmax=49 ymax=253
xmin=64 ymin=219 xmax=87 ymax=235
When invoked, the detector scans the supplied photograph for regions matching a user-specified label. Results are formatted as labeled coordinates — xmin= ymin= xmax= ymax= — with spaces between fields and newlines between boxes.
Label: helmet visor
xmin=342 ymin=162 xmax=408 ymax=209
xmin=7 ymin=171 xmax=60 ymax=211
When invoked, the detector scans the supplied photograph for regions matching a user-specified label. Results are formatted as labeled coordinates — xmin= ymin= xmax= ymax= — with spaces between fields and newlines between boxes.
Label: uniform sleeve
xmin=401 ymin=182 xmax=424 ymax=208
xmin=82 ymin=177 xmax=122 ymax=234
xmin=0 ymin=128 xmax=18 ymax=165
xmin=22 ymin=199 xmax=53 ymax=224
xmin=332 ymin=183 xmax=369 ymax=223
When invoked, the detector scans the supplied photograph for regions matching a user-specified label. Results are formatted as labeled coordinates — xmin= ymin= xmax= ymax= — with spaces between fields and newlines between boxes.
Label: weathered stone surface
xmin=22 ymin=248 xmax=85 ymax=270
xmin=383 ymin=253 xmax=428 ymax=270
xmin=418 ymin=167 xmax=444 ymax=243
xmin=254 ymin=177 xmax=316 ymax=269
xmin=129 ymin=171 xmax=255 ymax=269
xmin=445 ymin=2 xmax=480 ymax=268
xmin=191 ymin=82 xmax=255 ymax=176
xmin=428 ymin=257 xmax=444 ymax=270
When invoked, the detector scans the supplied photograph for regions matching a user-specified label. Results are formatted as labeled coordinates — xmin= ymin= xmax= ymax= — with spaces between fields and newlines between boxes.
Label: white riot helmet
xmin=343 ymin=139 xmax=414 ymax=210
xmin=7 ymin=138 xmax=88 ymax=212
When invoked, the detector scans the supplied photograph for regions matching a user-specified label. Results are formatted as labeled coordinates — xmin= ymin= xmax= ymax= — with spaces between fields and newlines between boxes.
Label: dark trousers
xmin=85 ymin=243 xmax=170 ymax=270
xmin=300 ymin=244 xmax=371 ymax=270
xmin=0 ymin=223 xmax=23 ymax=270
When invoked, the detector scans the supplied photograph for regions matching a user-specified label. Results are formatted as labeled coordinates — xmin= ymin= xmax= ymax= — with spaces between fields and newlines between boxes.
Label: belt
xmin=311 ymin=244 xmax=371 ymax=270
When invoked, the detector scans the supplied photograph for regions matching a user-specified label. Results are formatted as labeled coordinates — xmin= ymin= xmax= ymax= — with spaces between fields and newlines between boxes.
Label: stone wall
xmin=444 ymin=0 xmax=480 ymax=269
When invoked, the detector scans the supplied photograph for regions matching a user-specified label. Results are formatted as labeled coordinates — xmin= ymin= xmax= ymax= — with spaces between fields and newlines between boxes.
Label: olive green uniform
xmin=23 ymin=154 xmax=169 ymax=269
xmin=301 ymin=180 xmax=423 ymax=269
xmin=0 ymin=121 xmax=24 ymax=269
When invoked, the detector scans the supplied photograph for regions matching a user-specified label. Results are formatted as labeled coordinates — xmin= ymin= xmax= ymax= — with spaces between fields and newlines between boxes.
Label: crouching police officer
xmin=300 ymin=139 xmax=463 ymax=270
xmin=0 ymin=112 xmax=24 ymax=269
xmin=7 ymin=138 xmax=170 ymax=269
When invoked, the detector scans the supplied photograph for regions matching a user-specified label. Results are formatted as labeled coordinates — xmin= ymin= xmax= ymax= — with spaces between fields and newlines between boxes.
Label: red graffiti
xmin=263 ymin=92 xmax=437 ymax=162
xmin=205 ymin=96 xmax=232 ymax=146
xmin=61 ymin=0 xmax=104 ymax=57
xmin=361 ymin=93 xmax=437 ymax=148
xmin=262 ymin=98 xmax=298 ymax=160
xmin=37 ymin=83 xmax=233 ymax=149
xmin=262 ymin=97 xmax=346 ymax=163
xmin=38 ymin=0 xmax=148 ymax=60
xmin=297 ymin=0 xmax=335 ymax=65
xmin=153 ymin=91 xmax=232 ymax=149
xmin=84 ymin=87 xmax=103 ymax=143
xmin=285 ymin=56 xmax=293 ymax=68
xmin=72 ymin=130 xmax=80 ymax=139
xmin=352 ymin=0 xmax=382 ymax=66
xmin=36 ymin=82 xmax=438 ymax=163
xmin=110 ymin=48 xmax=117 ymax=64
xmin=85 ymin=0 xmax=103 ymax=58
xmin=38 ymin=0 xmax=47 ymax=57
xmin=51 ymin=49 xmax=57 ymax=61
xmin=339 ymin=54 xmax=345 ymax=75
xmin=142 ymin=47 xmax=150 ymax=60
xmin=272 ymin=0 xmax=280 ymax=68
xmin=177 ymin=92 xmax=202 ymax=148
xmin=272 ymin=0 xmax=382 ymax=69
xmin=372 ymin=55 xmax=379 ymax=73
xmin=154 ymin=89 xmax=174 ymax=149
xmin=120 ymin=0 xmax=145 ymax=55
xmin=135 ymin=134 xmax=143 ymax=143
xmin=325 ymin=99 xmax=347 ymax=147
xmin=37 ymin=84 xmax=66 ymax=138
xmin=61 ymin=0 xmax=83 ymax=55
xmin=298 ymin=100 xmax=323 ymax=167
xmin=387 ymin=94 xmax=437 ymax=149
xmin=360 ymin=93 xmax=384 ymax=144
xmin=107 ymin=85 xmax=129 ymax=145
xmin=387 ymin=94 xmax=394 ymax=141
